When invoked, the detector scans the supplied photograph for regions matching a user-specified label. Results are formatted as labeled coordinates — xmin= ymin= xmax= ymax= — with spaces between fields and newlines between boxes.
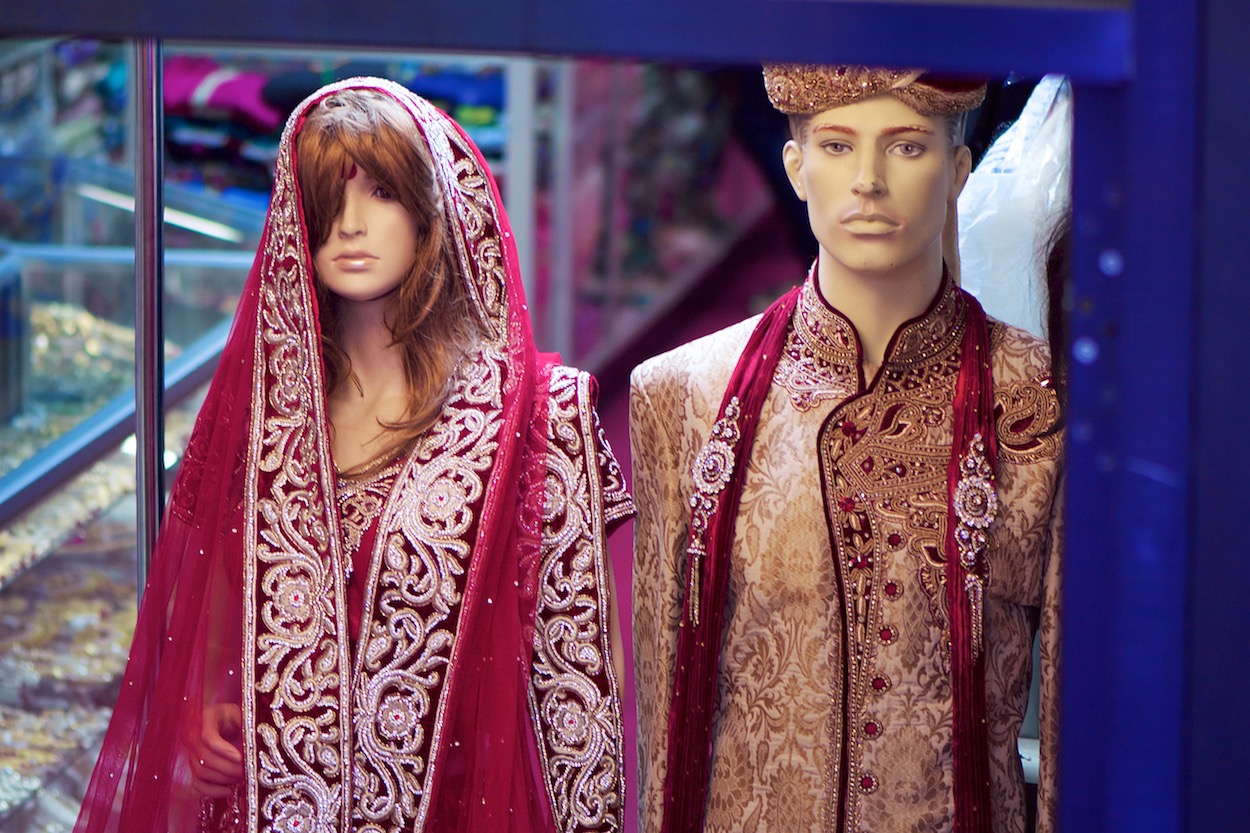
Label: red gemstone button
xmin=884 ymin=581 xmax=900 ymax=598
xmin=871 ymin=675 xmax=891 ymax=692
xmin=880 ymin=626 xmax=897 ymax=645
xmin=864 ymin=720 xmax=881 ymax=737
xmin=887 ymin=532 xmax=902 ymax=547
xmin=860 ymin=773 xmax=878 ymax=793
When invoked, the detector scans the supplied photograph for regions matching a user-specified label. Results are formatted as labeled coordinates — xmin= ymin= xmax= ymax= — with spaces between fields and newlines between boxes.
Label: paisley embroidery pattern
xmin=530 ymin=367 xmax=627 ymax=832
xmin=816 ymin=282 xmax=969 ymax=829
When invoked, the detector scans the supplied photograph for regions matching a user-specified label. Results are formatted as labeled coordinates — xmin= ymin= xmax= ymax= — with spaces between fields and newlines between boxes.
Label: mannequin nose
xmin=852 ymin=157 xmax=886 ymax=196
xmin=337 ymin=195 xmax=365 ymax=237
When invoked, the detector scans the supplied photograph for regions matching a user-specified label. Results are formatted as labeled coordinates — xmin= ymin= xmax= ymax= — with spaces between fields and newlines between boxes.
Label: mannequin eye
xmin=820 ymin=140 xmax=851 ymax=155
xmin=374 ymin=185 xmax=395 ymax=200
xmin=892 ymin=142 xmax=926 ymax=157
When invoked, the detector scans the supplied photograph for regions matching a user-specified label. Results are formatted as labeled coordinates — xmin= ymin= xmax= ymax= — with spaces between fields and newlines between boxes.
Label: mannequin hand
xmin=188 ymin=703 xmax=244 ymax=798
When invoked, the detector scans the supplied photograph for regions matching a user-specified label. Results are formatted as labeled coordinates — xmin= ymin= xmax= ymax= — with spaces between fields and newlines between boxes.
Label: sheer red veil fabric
xmin=74 ymin=78 xmax=559 ymax=833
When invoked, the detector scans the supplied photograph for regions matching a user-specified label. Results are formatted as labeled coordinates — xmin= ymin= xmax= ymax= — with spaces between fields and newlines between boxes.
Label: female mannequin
xmin=76 ymin=78 xmax=631 ymax=833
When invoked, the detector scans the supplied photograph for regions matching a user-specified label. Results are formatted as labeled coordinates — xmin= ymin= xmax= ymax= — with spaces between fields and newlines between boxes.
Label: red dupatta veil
xmin=74 ymin=77 xmax=557 ymax=833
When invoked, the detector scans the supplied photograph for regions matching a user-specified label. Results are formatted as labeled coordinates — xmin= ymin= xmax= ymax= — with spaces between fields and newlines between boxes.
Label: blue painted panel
xmin=1064 ymin=0 xmax=1197 ymax=829
xmin=3 ymin=0 xmax=1130 ymax=79
xmin=530 ymin=1 xmax=1131 ymax=79
xmin=1186 ymin=0 xmax=1250 ymax=830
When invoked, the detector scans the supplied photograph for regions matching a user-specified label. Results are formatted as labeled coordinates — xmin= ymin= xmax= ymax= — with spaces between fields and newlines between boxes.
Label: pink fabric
xmin=75 ymin=78 xmax=558 ymax=833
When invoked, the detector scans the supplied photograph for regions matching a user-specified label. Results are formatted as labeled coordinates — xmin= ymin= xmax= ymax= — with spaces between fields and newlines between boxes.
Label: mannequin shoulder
xmin=988 ymin=318 xmax=1057 ymax=384
xmin=629 ymin=316 xmax=761 ymax=403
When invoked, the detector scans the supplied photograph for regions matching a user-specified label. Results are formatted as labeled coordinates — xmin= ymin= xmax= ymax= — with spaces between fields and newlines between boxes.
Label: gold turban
xmin=764 ymin=64 xmax=986 ymax=117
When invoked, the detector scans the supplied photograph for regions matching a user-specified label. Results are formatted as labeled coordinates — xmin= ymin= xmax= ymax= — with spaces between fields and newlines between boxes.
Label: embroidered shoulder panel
xmin=529 ymin=366 xmax=627 ymax=832
xmin=348 ymin=348 xmax=505 ymax=833
xmin=989 ymin=322 xmax=1063 ymax=464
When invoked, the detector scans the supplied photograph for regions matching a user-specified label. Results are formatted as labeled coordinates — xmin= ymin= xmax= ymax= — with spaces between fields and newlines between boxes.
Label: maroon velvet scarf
xmin=661 ymin=282 xmax=997 ymax=833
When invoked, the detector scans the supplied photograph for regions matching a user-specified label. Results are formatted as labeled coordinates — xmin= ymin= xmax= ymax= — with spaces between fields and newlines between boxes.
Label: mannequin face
xmin=313 ymin=164 xmax=420 ymax=304
xmin=782 ymin=96 xmax=971 ymax=280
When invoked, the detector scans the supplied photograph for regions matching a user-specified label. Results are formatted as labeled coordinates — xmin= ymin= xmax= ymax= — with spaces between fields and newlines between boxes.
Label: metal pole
xmin=133 ymin=38 xmax=165 ymax=594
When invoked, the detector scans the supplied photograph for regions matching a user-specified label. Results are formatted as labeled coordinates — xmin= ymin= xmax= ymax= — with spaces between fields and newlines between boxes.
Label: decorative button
xmin=860 ymin=772 xmax=878 ymax=793
xmin=887 ymin=532 xmax=903 ymax=548
xmin=864 ymin=719 xmax=881 ymax=738
xmin=871 ymin=675 xmax=892 ymax=693
xmin=884 ymin=580 xmax=902 ymax=599
xmin=879 ymin=625 xmax=897 ymax=645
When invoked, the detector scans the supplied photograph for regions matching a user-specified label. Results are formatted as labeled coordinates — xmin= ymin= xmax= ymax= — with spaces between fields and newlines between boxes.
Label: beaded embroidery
xmin=952 ymin=432 xmax=997 ymax=658
xmin=335 ymin=460 xmax=405 ymax=577
xmin=685 ymin=397 xmax=742 ymax=625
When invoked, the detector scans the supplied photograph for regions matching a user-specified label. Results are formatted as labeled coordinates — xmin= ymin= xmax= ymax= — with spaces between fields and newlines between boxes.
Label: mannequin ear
xmin=943 ymin=146 xmax=972 ymax=285
xmin=951 ymin=144 xmax=973 ymax=200
xmin=782 ymin=140 xmax=807 ymax=202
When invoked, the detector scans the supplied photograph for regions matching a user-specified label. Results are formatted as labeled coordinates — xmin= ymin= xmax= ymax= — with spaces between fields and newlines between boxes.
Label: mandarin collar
xmin=795 ymin=268 xmax=966 ymax=371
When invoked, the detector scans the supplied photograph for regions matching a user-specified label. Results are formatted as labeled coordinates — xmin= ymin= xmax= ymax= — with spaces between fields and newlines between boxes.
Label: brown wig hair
xmin=295 ymin=88 xmax=482 ymax=470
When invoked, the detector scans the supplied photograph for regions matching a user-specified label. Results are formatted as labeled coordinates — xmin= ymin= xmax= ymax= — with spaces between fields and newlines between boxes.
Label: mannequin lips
xmin=841 ymin=211 xmax=900 ymax=234
xmin=332 ymin=250 xmax=378 ymax=269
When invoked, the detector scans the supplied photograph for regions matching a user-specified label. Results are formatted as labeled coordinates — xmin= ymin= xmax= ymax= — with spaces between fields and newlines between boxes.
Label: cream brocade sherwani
xmin=630 ymin=275 xmax=1063 ymax=833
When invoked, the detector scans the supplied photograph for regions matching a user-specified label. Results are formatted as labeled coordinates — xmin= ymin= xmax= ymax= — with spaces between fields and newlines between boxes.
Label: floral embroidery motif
xmin=686 ymin=397 xmax=742 ymax=625
xmin=272 ymin=798 xmax=316 ymax=833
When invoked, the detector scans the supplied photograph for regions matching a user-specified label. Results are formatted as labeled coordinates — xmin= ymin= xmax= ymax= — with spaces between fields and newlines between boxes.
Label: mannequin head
xmin=765 ymin=64 xmax=982 ymax=285
xmin=781 ymin=94 xmax=973 ymax=280
xmin=296 ymin=87 xmax=481 ymax=438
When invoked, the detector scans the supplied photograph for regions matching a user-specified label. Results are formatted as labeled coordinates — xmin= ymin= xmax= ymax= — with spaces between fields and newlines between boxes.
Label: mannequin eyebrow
xmin=810 ymin=124 xmax=934 ymax=137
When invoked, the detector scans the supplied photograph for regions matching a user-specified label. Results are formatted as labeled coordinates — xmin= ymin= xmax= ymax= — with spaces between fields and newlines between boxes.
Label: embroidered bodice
xmin=773 ymin=276 xmax=967 ymax=412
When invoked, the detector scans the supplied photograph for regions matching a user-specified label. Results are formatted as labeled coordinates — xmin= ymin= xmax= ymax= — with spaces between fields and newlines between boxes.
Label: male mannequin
xmin=630 ymin=65 xmax=1063 ymax=833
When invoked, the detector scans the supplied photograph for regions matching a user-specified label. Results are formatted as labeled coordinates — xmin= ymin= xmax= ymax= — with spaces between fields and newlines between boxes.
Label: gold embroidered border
xmin=528 ymin=367 xmax=626 ymax=832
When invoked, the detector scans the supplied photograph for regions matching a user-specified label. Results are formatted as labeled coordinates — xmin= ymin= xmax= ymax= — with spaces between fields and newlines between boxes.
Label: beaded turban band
xmin=763 ymin=64 xmax=986 ymax=117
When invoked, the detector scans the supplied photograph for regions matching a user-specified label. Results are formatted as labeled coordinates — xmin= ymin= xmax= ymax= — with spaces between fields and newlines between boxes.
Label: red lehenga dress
xmin=73 ymin=78 xmax=632 ymax=833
